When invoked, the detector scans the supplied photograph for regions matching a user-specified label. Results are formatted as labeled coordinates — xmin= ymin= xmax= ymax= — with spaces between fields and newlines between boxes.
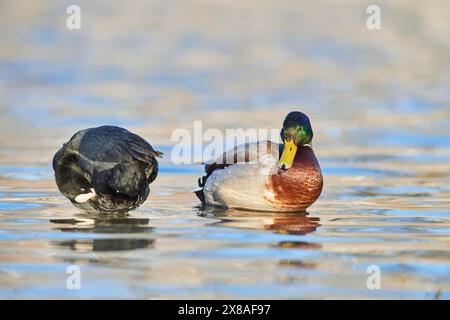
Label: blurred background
xmin=0 ymin=0 xmax=448 ymax=150
xmin=0 ymin=0 xmax=449 ymax=299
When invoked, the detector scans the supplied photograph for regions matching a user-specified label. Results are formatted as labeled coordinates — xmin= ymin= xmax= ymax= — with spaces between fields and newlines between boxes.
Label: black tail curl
xmin=194 ymin=176 xmax=208 ymax=205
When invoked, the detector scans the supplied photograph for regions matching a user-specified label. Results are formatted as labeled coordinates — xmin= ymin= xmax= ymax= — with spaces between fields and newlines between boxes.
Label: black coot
xmin=53 ymin=126 xmax=163 ymax=213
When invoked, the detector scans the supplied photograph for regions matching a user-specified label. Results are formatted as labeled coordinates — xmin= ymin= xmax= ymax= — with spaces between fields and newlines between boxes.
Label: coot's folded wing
xmin=123 ymin=130 xmax=163 ymax=163
xmin=57 ymin=126 xmax=163 ymax=182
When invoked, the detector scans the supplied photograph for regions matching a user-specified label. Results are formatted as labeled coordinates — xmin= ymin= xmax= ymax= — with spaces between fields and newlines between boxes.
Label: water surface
xmin=0 ymin=0 xmax=449 ymax=299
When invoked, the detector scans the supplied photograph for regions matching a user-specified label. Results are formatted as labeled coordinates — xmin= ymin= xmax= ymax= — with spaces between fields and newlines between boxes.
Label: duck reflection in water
xmin=263 ymin=214 xmax=320 ymax=236
xmin=198 ymin=208 xmax=321 ymax=239
xmin=265 ymin=213 xmax=322 ymax=269
xmin=50 ymin=214 xmax=154 ymax=252
xmin=198 ymin=208 xmax=322 ymax=269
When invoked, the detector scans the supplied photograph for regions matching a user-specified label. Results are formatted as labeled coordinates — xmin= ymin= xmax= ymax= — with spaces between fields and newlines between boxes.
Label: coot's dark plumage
xmin=53 ymin=126 xmax=163 ymax=213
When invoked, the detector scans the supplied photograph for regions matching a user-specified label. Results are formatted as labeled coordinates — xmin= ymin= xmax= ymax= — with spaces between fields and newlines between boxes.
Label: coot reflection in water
xmin=49 ymin=215 xmax=154 ymax=252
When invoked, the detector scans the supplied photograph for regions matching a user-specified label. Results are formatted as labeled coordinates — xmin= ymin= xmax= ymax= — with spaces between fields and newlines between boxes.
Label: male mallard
xmin=53 ymin=126 xmax=163 ymax=213
xmin=194 ymin=111 xmax=323 ymax=212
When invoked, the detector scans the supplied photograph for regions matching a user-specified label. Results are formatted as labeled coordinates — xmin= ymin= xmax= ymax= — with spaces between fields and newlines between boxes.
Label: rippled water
xmin=0 ymin=0 xmax=449 ymax=299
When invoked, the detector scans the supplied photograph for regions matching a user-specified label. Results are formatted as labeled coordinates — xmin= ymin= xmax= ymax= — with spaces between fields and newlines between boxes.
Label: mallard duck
xmin=53 ymin=126 xmax=162 ymax=213
xmin=194 ymin=111 xmax=323 ymax=212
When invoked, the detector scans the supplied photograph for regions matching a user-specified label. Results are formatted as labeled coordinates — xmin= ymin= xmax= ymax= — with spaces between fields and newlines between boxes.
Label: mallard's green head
xmin=279 ymin=111 xmax=313 ymax=170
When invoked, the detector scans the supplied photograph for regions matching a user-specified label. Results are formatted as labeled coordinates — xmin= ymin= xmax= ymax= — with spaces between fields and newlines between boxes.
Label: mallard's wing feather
xmin=204 ymin=141 xmax=281 ymax=175
xmin=195 ymin=141 xmax=280 ymax=206
xmin=203 ymin=153 xmax=280 ymax=210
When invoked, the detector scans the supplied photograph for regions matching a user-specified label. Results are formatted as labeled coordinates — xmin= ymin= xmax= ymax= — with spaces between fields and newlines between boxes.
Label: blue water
xmin=0 ymin=0 xmax=449 ymax=300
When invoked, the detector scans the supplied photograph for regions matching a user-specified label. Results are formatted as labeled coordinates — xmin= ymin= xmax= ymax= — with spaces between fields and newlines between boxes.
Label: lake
xmin=0 ymin=0 xmax=449 ymax=299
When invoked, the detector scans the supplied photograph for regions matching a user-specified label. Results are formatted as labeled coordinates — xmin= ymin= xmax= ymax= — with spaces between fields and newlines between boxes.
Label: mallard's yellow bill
xmin=279 ymin=140 xmax=297 ymax=170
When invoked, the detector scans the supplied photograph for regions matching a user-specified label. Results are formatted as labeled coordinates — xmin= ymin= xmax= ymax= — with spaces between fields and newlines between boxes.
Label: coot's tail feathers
xmin=153 ymin=150 xmax=164 ymax=158
xmin=126 ymin=134 xmax=163 ymax=163
xmin=129 ymin=141 xmax=163 ymax=161
xmin=145 ymin=157 xmax=159 ymax=184
xmin=125 ymin=135 xmax=162 ymax=185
